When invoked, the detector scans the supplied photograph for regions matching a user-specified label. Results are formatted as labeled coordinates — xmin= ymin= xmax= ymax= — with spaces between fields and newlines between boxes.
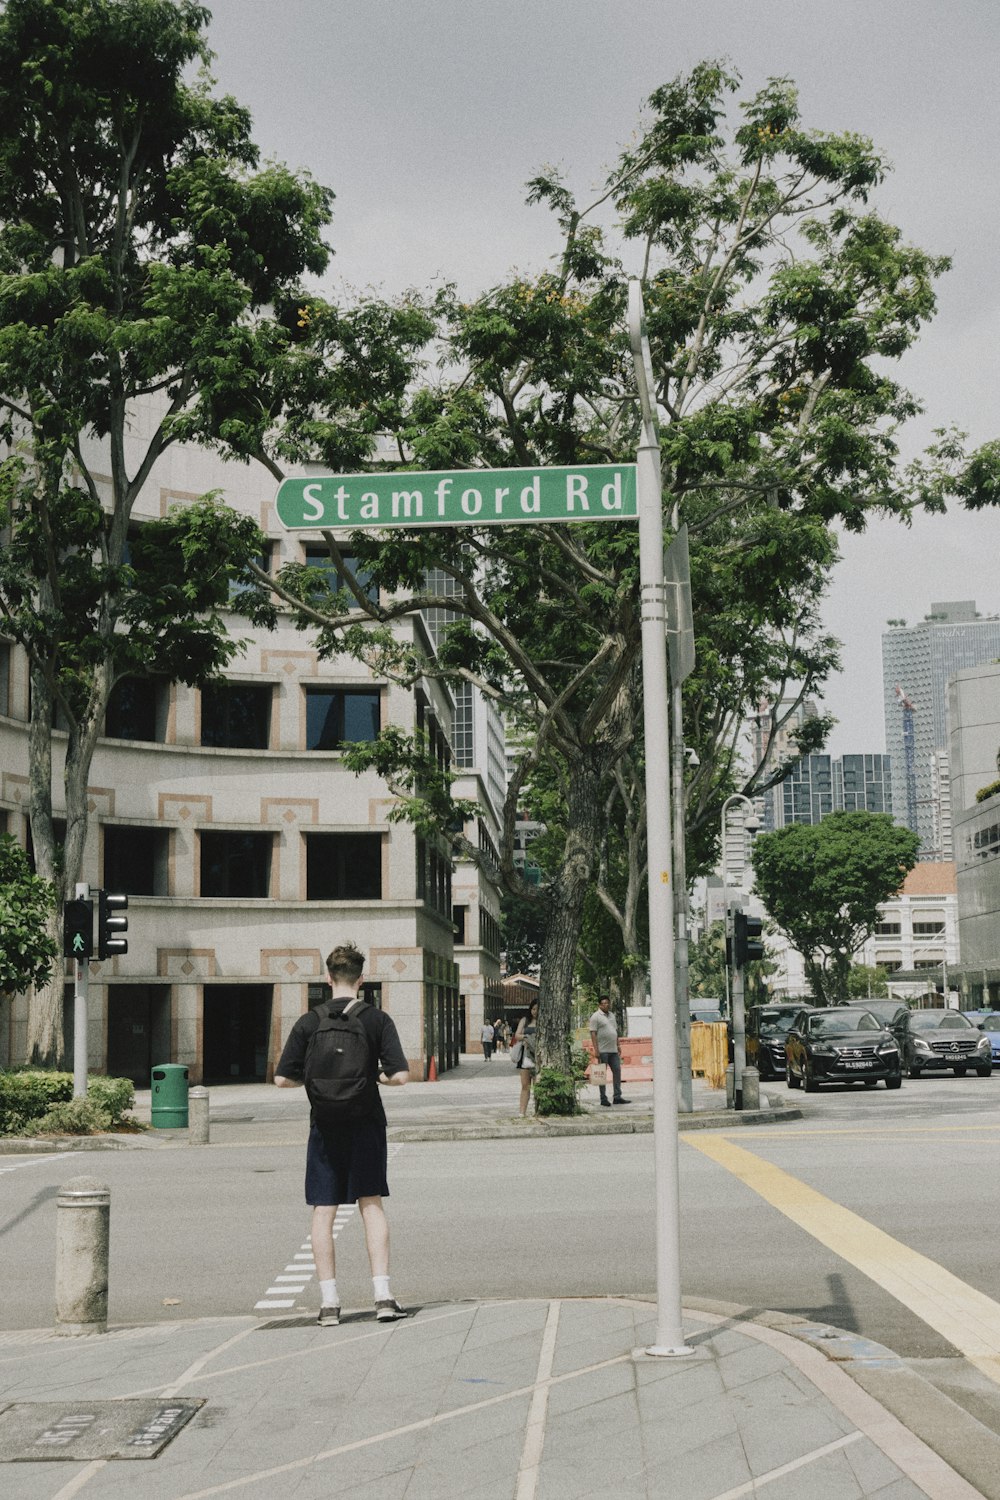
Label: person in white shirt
xmin=480 ymin=1021 xmax=495 ymax=1060
xmin=588 ymin=995 xmax=630 ymax=1107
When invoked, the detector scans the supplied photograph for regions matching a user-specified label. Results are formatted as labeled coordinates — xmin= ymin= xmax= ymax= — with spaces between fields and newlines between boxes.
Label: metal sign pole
xmin=629 ymin=281 xmax=692 ymax=1358
xmin=73 ymin=881 xmax=89 ymax=1099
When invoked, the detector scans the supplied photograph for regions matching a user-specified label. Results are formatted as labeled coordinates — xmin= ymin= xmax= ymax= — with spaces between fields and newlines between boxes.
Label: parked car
xmin=690 ymin=1008 xmax=724 ymax=1025
xmin=895 ymin=1009 xmax=993 ymax=1077
xmin=848 ymin=999 xmax=910 ymax=1029
xmin=785 ymin=1007 xmax=902 ymax=1091
xmin=976 ymin=1012 xmax=1000 ymax=1066
xmin=746 ymin=1003 xmax=817 ymax=1079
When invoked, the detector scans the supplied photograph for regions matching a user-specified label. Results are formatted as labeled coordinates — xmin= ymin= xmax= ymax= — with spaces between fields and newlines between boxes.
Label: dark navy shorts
xmin=305 ymin=1118 xmax=389 ymax=1206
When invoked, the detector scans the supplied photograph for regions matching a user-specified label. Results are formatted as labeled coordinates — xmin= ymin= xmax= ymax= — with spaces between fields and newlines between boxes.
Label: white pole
xmin=629 ymin=281 xmax=691 ymax=1358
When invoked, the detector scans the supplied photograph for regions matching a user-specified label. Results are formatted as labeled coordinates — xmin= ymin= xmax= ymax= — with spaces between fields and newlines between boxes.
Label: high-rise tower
xmin=882 ymin=602 xmax=1000 ymax=856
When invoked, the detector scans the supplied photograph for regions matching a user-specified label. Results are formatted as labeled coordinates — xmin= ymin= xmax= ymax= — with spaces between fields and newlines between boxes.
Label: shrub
xmin=23 ymin=1098 xmax=112 ymax=1136
xmin=0 ymin=1070 xmax=136 ymax=1135
xmin=0 ymin=1070 xmax=73 ymax=1134
xmin=86 ymin=1076 xmax=135 ymax=1126
xmin=533 ymin=1066 xmax=581 ymax=1117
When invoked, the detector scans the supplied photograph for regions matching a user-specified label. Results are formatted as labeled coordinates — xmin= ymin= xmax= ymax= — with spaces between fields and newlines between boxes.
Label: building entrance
xmin=202 ymin=985 xmax=273 ymax=1083
xmin=107 ymin=986 xmax=172 ymax=1086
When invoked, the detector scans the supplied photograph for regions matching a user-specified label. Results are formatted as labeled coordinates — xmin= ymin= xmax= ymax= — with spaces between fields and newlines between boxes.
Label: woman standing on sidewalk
xmin=513 ymin=999 xmax=539 ymax=1116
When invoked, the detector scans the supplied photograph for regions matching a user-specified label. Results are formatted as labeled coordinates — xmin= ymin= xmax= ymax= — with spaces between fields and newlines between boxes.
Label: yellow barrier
xmin=690 ymin=1022 xmax=728 ymax=1089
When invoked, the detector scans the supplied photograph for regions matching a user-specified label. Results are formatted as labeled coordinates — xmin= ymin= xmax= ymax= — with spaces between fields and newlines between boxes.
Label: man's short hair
xmin=326 ymin=942 xmax=365 ymax=985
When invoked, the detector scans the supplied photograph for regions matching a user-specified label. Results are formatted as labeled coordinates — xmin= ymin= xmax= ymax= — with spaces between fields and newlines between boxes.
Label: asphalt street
xmin=5 ymin=1071 xmax=1000 ymax=1445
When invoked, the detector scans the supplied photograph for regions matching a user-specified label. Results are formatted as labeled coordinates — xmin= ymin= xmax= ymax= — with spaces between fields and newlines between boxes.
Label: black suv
xmin=746 ymin=1003 xmax=817 ymax=1079
xmin=785 ymin=1007 xmax=902 ymax=1091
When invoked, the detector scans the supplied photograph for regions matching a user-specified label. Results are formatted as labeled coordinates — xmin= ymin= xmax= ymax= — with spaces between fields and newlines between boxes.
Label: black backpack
xmin=303 ymin=998 xmax=377 ymax=1124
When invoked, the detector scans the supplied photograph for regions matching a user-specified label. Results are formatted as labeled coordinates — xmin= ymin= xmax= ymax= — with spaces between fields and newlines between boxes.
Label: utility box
xmin=151 ymin=1064 xmax=189 ymax=1128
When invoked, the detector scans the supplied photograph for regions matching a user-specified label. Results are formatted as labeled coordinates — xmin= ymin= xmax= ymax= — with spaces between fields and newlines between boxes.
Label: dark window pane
xmin=304 ymin=546 xmax=378 ymax=603
xmin=305 ymin=688 xmax=380 ymax=749
xmin=103 ymin=826 xmax=169 ymax=896
xmin=105 ymin=678 xmax=161 ymax=741
xmin=200 ymin=832 xmax=272 ymax=898
xmin=305 ymin=834 xmax=382 ymax=899
xmin=201 ymin=683 xmax=271 ymax=749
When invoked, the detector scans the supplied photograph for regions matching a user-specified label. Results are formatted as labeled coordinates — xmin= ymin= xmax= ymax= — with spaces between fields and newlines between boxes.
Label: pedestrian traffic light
xmin=63 ymin=898 xmax=93 ymax=960
xmin=733 ymin=911 xmax=765 ymax=968
xmin=97 ymin=890 xmax=129 ymax=959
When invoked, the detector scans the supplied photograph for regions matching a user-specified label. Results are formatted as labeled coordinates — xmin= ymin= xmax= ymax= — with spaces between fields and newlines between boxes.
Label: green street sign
xmin=275 ymin=463 xmax=638 ymax=531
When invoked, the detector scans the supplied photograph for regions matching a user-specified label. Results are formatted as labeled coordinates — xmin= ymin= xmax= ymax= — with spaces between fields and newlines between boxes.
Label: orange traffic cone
xmin=427 ymin=1053 xmax=438 ymax=1082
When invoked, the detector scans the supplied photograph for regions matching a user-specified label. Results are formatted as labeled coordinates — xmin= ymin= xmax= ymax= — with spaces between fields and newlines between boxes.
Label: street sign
xmin=275 ymin=463 xmax=638 ymax=531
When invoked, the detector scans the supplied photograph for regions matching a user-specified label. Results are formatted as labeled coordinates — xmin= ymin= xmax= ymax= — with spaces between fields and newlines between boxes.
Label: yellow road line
xmin=742 ymin=1124 xmax=1000 ymax=1140
xmin=687 ymin=1132 xmax=1000 ymax=1387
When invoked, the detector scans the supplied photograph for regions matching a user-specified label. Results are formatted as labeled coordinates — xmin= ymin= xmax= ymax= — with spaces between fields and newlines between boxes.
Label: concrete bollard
xmin=725 ymin=1064 xmax=735 ymax=1110
xmin=742 ymin=1066 xmax=760 ymax=1111
xmin=188 ymin=1085 xmax=210 ymax=1145
xmin=55 ymin=1176 xmax=110 ymax=1335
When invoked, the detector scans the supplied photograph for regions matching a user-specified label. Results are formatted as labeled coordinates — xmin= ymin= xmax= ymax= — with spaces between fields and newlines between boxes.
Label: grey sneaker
xmin=317 ymin=1305 xmax=341 ymax=1327
xmin=375 ymin=1298 xmax=408 ymax=1322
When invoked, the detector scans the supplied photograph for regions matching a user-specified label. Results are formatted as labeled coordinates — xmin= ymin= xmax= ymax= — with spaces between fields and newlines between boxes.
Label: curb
xmin=0 ymin=1102 xmax=800 ymax=1151
xmin=387 ymin=1104 xmax=800 ymax=1141
xmin=684 ymin=1296 xmax=1000 ymax=1500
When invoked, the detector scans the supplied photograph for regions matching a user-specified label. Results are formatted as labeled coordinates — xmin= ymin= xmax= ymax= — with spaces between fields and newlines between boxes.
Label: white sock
xmin=320 ymin=1279 xmax=338 ymax=1307
xmin=373 ymin=1275 xmax=391 ymax=1301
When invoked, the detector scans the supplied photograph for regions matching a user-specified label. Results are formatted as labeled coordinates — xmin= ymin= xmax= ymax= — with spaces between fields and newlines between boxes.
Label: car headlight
xmin=912 ymin=1039 xmax=932 ymax=1053
xmin=977 ymin=1036 xmax=991 ymax=1052
xmin=877 ymin=1044 xmax=899 ymax=1056
xmin=810 ymin=1043 xmax=835 ymax=1056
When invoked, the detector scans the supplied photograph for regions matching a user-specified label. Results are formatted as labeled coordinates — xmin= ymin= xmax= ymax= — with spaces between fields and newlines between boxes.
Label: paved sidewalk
xmin=1 ymin=1297 xmax=994 ymax=1499
xmin=136 ymin=1054 xmax=796 ymax=1144
xmin=0 ymin=1056 xmax=799 ymax=1155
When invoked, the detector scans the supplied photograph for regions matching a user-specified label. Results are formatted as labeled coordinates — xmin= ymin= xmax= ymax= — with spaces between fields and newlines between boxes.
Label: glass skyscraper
xmin=882 ymin=602 xmax=1000 ymax=856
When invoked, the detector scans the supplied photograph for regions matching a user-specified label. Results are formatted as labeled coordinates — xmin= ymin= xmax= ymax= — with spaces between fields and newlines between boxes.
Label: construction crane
xmin=894 ymin=685 xmax=918 ymax=833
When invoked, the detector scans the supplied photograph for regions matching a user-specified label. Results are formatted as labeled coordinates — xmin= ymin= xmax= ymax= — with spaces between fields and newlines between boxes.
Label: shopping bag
xmin=590 ymin=1063 xmax=608 ymax=1086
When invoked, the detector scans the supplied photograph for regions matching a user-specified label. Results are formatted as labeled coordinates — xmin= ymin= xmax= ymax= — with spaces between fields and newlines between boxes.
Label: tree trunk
xmin=536 ymin=755 xmax=604 ymax=1071
xmin=26 ymin=659 xmax=65 ymax=1065
xmin=25 ymin=655 xmax=108 ymax=1066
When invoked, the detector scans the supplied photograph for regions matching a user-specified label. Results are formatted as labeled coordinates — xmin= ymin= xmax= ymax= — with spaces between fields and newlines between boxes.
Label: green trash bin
xmin=151 ymin=1064 xmax=189 ymax=1128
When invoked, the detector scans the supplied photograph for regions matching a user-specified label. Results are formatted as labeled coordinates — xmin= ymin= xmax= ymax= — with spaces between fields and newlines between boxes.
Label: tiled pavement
xmin=0 ymin=1296 xmax=989 ymax=1499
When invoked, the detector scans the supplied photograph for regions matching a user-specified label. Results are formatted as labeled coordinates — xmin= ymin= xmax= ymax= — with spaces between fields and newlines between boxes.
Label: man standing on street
xmin=274 ymin=941 xmax=410 ymax=1326
xmin=589 ymin=994 xmax=630 ymax=1107
xmin=480 ymin=1019 xmax=495 ymax=1060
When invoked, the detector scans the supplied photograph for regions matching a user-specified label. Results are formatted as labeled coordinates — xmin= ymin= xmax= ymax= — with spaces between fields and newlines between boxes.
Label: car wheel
xmin=977 ymin=1064 xmax=992 ymax=1078
xmin=953 ymin=1066 xmax=967 ymax=1076
xmin=908 ymin=1065 xmax=921 ymax=1078
xmin=803 ymin=1065 xmax=819 ymax=1094
xmin=885 ymin=1076 xmax=902 ymax=1090
xmin=786 ymin=1066 xmax=800 ymax=1090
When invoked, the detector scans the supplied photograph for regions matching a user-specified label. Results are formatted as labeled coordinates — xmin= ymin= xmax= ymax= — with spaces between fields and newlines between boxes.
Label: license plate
xmin=842 ymin=1060 xmax=874 ymax=1070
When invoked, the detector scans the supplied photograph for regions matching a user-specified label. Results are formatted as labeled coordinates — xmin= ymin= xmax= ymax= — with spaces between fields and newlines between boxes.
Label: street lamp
xmin=720 ymin=794 xmax=759 ymax=1106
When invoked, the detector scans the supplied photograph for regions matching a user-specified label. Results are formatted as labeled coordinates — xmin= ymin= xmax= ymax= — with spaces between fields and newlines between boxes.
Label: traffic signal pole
xmin=731 ymin=949 xmax=746 ymax=1110
xmin=73 ymin=882 xmax=89 ymax=1099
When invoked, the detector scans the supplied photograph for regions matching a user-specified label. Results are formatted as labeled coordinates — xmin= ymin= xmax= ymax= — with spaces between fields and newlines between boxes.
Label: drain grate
xmin=0 ymin=1399 xmax=205 ymax=1461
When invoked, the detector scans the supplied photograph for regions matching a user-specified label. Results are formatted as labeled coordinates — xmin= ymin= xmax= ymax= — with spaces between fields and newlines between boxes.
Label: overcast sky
xmin=201 ymin=0 xmax=1000 ymax=756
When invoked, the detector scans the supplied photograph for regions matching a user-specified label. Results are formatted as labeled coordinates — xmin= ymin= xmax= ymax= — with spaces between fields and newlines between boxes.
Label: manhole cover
xmin=0 ymin=1399 xmax=205 ymax=1461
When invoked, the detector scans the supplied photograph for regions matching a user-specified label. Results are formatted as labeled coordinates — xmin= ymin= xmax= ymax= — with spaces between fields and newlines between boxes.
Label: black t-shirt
xmin=276 ymin=999 xmax=408 ymax=1126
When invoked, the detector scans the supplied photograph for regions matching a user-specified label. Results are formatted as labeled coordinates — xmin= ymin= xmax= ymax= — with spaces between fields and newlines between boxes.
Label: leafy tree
xmin=0 ymin=833 xmax=57 ymax=1000
xmin=264 ymin=62 xmax=988 ymax=1069
xmin=847 ymin=963 xmax=890 ymax=1000
xmin=688 ymin=921 xmax=728 ymax=1004
xmin=751 ymin=811 xmax=919 ymax=1004
xmin=0 ymin=0 xmax=430 ymax=1062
